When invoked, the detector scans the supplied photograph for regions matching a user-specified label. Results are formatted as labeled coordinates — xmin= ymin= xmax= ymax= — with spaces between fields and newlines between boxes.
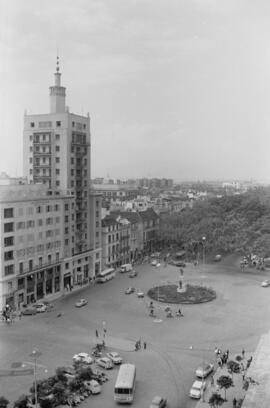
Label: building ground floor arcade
xmin=0 ymin=248 xmax=101 ymax=310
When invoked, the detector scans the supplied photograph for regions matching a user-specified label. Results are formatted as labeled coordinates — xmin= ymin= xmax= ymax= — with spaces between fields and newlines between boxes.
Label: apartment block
xmin=0 ymin=184 xmax=74 ymax=309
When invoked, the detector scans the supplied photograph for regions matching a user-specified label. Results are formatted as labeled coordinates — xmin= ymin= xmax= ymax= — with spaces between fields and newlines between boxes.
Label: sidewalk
xmin=195 ymin=354 xmax=252 ymax=408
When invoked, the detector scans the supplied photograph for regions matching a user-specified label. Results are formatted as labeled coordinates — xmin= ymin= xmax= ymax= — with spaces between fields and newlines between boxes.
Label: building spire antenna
xmin=56 ymin=52 xmax=60 ymax=73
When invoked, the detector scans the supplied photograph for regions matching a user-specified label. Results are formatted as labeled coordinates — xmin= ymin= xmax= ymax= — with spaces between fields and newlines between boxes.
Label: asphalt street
xmin=1 ymin=260 xmax=270 ymax=407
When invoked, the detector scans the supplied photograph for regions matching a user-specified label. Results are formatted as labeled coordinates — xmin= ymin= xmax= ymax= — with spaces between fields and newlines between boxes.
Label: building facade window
xmin=4 ymin=237 xmax=14 ymax=247
xmin=5 ymin=264 xmax=14 ymax=276
xmin=4 ymin=208 xmax=14 ymax=218
xmin=4 ymin=223 xmax=14 ymax=233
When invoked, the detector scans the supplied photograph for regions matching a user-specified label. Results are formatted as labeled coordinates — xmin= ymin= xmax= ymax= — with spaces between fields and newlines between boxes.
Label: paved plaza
xmin=1 ymin=259 xmax=270 ymax=407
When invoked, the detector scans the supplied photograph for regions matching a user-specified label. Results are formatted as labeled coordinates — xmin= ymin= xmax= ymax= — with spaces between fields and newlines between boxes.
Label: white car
xmin=33 ymin=303 xmax=47 ymax=313
xmin=96 ymin=357 xmax=113 ymax=369
xmin=73 ymin=352 xmax=93 ymax=365
xmin=261 ymin=280 xmax=270 ymax=287
xmin=195 ymin=362 xmax=214 ymax=378
xmin=75 ymin=298 xmax=88 ymax=308
xmin=189 ymin=380 xmax=206 ymax=399
xmin=151 ymin=259 xmax=158 ymax=266
xmin=106 ymin=351 xmax=122 ymax=365
xmin=85 ymin=379 xmax=101 ymax=394
xmin=137 ymin=290 xmax=144 ymax=298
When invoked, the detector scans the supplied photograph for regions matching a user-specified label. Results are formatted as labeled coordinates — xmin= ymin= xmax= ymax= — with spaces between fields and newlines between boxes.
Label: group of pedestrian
xmin=215 ymin=347 xmax=230 ymax=367
xmin=135 ymin=339 xmax=147 ymax=351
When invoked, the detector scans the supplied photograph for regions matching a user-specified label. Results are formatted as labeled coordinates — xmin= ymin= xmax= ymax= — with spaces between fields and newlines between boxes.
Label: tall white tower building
xmin=23 ymin=58 xmax=91 ymax=255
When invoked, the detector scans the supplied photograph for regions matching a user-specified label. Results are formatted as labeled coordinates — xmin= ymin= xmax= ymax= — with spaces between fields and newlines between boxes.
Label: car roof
xmin=152 ymin=396 xmax=162 ymax=403
xmin=192 ymin=380 xmax=203 ymax=387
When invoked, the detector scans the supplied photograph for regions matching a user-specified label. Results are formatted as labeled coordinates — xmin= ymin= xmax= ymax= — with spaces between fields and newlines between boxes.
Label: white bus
xmin=96 ymin=268 xmax=116 ymax=283
xmin=114 ymin=363 xmax=136 ymax=404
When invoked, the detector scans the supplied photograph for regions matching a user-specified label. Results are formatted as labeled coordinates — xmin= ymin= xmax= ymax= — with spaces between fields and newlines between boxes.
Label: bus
xmin=114 ymin=363 xmax=136 ymax=404
xmin=96 ymin=268 xmax=116 ymax=283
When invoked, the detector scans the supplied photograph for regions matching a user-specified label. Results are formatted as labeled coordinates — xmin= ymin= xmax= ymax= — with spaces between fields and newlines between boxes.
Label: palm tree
xmin=208 ymin=392 xmax=224 ymax=407
xmin=216 ymin=375 xmax=234 ymax=401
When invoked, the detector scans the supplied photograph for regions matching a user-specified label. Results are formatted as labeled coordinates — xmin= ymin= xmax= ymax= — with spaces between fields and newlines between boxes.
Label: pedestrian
xmin=233 ymin=397 xmax=237 ymax=408
xmin=143 ymin=341 xmax=147 ymax=350
xmin=242 ymin=348 xmax=245 ymax=359
xmin=242 ymin=372 xmax=245 ymax=382
xmin=226 ymin=349 xmax=229 ymax=359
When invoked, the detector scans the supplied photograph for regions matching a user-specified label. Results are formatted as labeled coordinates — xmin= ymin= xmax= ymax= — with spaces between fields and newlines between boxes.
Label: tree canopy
xmin=159 ymin=188 xmax=270 ymax=258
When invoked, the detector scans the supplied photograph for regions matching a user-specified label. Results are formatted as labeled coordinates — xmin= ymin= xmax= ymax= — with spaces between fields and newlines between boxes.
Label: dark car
xmin=125 ymin=287 xmax=135 ymax=295
xmin=172 ymin=260 xmax=186 ymax=267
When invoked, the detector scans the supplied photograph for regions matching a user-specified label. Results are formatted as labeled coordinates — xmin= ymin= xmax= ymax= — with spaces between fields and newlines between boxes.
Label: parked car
xmin=137 ymin=290 xmax=144 ymax=298
xmin=189 ymin=380 xmax=206 ymax=399
xmin=151 ymin=252 xmax=161 ymax=258
xmin=75 ymin=298 xmax=88 ymax=308
xmin=151 ymin=259 xmax=158 ymax=266
xmin=85 ymin=379 xmax=101 ymax=394
xmin=106 ymin=351 xmax=122 ymax=364
xmin=96 ymin=357 xmax=113 ymax=369
xmin=22 ymin=307 xmax=37 ymax=315
xmin=149 ymin=395 xmax=167 ymax=408
xmin=129 ymin=270 xmax=138 ymax=278
xmin=125 ymin=287 xmax=135 ymax=295
xmin=42 ymin=300 xmax=54 ymax=310
xmin=172 ymin=260 xmax=186 ymax=267
xmin=61 ymin=366 xmax=76 ymax=381
xmin=33 ymin=303 xmax=47 ymax=313
xmin=214 ymin=254 xmax=222 ymax=262
xmin=261 ymin=280 xmax=270 ymax=287
xmin=120 ymin=263 xmax=133 ymax=273
xmin=73 ymin=352 xmax=93 ymax=365
xmin=195 ymin=363 xmax=214 ymax=378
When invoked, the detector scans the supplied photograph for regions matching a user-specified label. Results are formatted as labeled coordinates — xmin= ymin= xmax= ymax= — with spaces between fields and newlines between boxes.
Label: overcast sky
xmin=1 ymin=0 xmax=270 ymax=181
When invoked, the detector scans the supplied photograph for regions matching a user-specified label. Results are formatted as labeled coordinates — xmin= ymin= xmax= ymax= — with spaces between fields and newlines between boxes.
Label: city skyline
xmin=1 ymin=0 xmax=270 ymax=181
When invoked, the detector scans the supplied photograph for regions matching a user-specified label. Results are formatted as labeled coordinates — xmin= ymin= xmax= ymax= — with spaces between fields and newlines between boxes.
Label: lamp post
xmin=202 ymin=236 xmax=206 ymax=278
xmin=29 ymin=348 xmax=42 ymax=408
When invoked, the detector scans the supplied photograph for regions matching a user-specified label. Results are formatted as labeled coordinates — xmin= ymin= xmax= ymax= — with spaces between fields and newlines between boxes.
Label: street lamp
xmin=202 ymin=236 xmax=206 ymax=278
xmin=29 ymin=348 xmax=42 ymax=408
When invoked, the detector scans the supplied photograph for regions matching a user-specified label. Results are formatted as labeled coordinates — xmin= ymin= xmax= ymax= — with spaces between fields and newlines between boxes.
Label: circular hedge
xmin=147 ymin=284 xmax=216 ymax=304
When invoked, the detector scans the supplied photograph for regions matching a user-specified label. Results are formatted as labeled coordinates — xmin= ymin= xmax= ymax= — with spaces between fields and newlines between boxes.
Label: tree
xmin=52 ymin=382 xmax=67 ymax=405
xmin=227 ymin=360 xmax=240 ymax=380
xmin=0 ymin=397 xmax=9 ymax=408
xmin=208 ymin=392 xmax=224 ymax=407
xmin=77 ymin=366 xmax=93 ymax=381
xmin=216 ymin=375 xmax=234 ymax=401
xmin=13 ymin=395 xmax=29 ymax=408
xmin=39 ymin=398 xmax=54 ymax=408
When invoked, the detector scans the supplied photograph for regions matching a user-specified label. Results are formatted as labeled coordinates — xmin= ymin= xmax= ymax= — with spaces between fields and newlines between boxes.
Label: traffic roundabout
xmin=147 ymin=284 xmax=216 ymax=304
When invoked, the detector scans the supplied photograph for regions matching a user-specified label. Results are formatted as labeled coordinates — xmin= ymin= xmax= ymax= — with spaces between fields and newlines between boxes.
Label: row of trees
xmin=0 ymin=363 xmax=94 ymax=408
xmin=159 ymin=188 xmax=270 ymax=259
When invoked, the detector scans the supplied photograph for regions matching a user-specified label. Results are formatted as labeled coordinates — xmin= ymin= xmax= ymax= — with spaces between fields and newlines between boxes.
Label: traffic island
xmin=147 ymin=284 xmax=216 ymax=304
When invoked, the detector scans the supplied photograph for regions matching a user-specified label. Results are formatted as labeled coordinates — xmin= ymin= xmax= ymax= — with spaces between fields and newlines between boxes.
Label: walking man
xmin=143 ymin=341 xmax=147 ymax=350
xmin=242 ymin=348 xmax=245 ymax=359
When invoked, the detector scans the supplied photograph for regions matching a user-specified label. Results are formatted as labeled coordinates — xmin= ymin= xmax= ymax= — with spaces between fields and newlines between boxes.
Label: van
xmin=120 ymin=263 xmax=133 ymax=273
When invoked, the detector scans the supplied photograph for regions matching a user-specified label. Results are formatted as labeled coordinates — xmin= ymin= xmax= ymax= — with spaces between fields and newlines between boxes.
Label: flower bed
xmin=148 ymin=284 xmax=216 ymax=304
